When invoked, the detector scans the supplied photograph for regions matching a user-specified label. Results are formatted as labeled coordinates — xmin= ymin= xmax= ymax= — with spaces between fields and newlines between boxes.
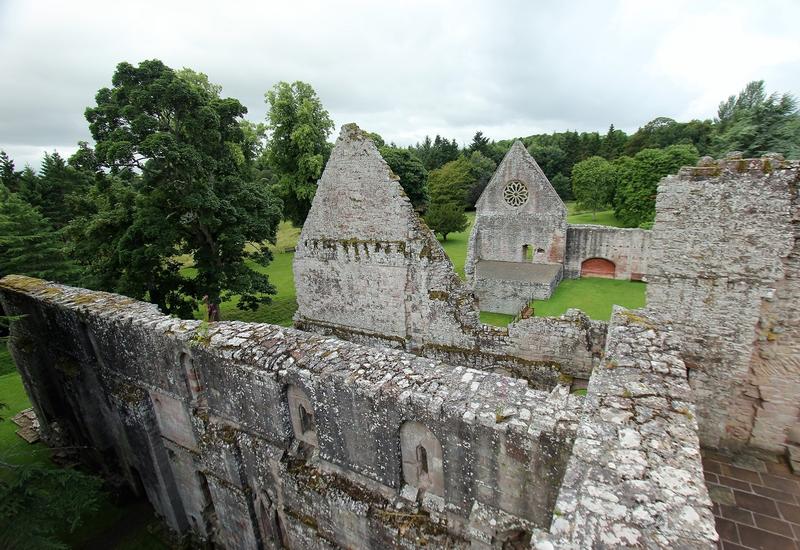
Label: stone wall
xmin=647 ymin=155 xmax=800 ymax=455
xmin=532 ymin=308 xmax=717 ymax=549
xmin=0 ymin=275 xmax=581 ymax=549
xmin=294 ymin=124 xmax=481 ymax=353
xmin=564 ymin=225 xmax=650 ymax=280
xmin=293 ymin=125 xmax=602 ymax=384
xmin=0 ymin=277 xmax=717 ymax=548
xmin=465 ymin=141 xmax=567 ymax=282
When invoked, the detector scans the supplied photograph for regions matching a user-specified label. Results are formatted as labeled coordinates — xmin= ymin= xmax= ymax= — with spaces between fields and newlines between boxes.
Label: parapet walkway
xmin=703 ymin=449 xmax=800 ymax=549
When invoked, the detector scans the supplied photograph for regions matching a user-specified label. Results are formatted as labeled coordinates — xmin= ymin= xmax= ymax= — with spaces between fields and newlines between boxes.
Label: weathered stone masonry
xmin=465 ymin=141 xmax=650 ymax=314
xmin=0 ymin=276 xmax=716 ymax=548
xmin=293 ymin=126 xmax=607 ymax=386
xmin=1 ymin=275 xmax=582 ymax=548
xmin=647 ymin=155 xmax=800 ymax=459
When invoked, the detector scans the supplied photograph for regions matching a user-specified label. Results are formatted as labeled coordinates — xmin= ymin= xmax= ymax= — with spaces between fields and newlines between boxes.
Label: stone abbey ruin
xmin=1 ymin=124 xmax=798 ymax=548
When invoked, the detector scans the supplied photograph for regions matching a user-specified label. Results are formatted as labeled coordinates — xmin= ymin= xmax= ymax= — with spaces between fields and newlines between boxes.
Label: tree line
xmin=2 ymin=59 xmax=800 ymax=320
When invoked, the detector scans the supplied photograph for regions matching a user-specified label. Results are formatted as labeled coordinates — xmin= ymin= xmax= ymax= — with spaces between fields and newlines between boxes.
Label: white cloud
xmin=1 ymin=0 xmax=799 ymax=168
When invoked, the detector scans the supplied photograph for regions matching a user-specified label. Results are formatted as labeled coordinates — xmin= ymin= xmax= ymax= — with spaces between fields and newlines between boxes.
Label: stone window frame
xmin=400 ymin=421 xmax=444 ymax=497
xmin=503 ymin=180 xmax=529 ymax=208
xmin=287 ymin=384 xmax=318 ymax=447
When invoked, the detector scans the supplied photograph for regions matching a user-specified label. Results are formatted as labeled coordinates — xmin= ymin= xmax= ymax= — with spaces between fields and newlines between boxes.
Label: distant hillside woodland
xmin=2 ymin=59 xmax=800 ymax=322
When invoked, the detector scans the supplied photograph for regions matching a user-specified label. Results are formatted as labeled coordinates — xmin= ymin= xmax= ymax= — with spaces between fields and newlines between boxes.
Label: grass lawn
xmin=533 ymin=278 xmax=646 ymax=320
xmin=207 ymin=203 xmax=636 ymax=326
xmin=565 ymin=201 xmax=625 ymax=227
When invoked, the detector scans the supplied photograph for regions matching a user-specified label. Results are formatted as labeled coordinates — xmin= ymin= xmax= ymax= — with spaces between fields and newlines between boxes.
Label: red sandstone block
xmin=734 ymin=490 xmax=780 ymax=517
xmin=718 ymin=475 xmax=753 ymax=492
xmin=778 ymin=502 xmax=800 ymax=524
xmin=738 ymin=524 xmax=797 ymax=550
xmin=765 ymin=460 xmax=795 ymax=479
xmin=720 ymin=504 xmax=755 ymax=525
xmin=706 ymin=471 xmax=719 ymax=484
xmin=721 ymin=542 xmax=748 ymax=550
xmin=753 ymin=513 xmax=795 ymax=538
xmin=752 ymin=484 xmax=799 ymax=505
xmin=723 ymin=465 xmax=764 ymax=484
xmin=761 ymin=473 xmax=800 ymax=495
xmin=705 ymin=458 xmax=724 ymax=474
xmin=715 ymin=517 xmax=740 ymax=543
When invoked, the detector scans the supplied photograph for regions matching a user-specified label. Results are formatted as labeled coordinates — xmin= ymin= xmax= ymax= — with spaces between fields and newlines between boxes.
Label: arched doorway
xmin=581 ymin=257 xmax=615 ymax=278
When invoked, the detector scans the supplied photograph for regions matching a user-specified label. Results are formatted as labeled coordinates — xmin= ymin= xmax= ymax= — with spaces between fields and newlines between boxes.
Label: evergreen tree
xmin=0 ymin=185 xmax=76 ymax=282
xmin=379 ymin=146 xmax=428 ymax=210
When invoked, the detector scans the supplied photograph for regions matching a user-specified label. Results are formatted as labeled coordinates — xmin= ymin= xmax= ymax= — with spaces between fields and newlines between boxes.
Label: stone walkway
xmin=703 ymin=449 xmax=800 ymax=549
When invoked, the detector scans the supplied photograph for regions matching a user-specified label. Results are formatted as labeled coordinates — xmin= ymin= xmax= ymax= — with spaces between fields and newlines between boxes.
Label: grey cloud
xmin=2 ymin=0 xmax=799 ymax=169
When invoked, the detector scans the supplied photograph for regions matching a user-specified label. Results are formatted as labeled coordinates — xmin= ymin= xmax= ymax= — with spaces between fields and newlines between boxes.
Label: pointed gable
xmin=300 ymin=123 xmax=415 ymax=243
xmin=476 ymin=140 xmax=566 ymax=215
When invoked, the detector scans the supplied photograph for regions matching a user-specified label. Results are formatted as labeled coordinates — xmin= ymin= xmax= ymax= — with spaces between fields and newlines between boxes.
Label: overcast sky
xmin=2 ymin=0 xmax=799 ymax=168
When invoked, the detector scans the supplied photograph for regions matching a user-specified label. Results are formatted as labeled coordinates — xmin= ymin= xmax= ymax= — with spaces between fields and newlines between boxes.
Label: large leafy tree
xmin=613 ymin=144 xmax=699 ymax=228
xmin=571 ymin=156 xmax=616 ymax=218
xmin=425 ymin=159 xmax=471 ymax=240
xmin=379 ymin=146 xmax=428 ymax=210
xmin=714 ymin=80 xmax=800 ymax=158
xmin=265 ymin=81 xmax=334 ymax=227
xmin=81 ymin=59 xmax=282 ymax=319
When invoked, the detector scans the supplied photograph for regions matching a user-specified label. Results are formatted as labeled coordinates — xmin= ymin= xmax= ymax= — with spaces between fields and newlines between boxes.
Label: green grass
xmin=566 ymin=201 xmax=626 ymax=227
xmin=438 ymin=212 xmax=475 ymax=279
xmin=0 ymin=342 xmax=16 ymax=376
xmin=206 ymin=204 xmax=632 ymax=326
xmin=479 ymin=311 xmax=515 ymax=327
xmin=532 ymin=278 xmax=646 ymax=320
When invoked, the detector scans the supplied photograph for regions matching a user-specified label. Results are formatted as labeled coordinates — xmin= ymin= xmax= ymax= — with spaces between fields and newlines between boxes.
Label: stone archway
xmin=581 ymin=257 xmax=616 ymax=278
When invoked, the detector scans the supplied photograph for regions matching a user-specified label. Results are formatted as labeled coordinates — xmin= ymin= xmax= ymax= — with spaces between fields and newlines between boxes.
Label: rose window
xmin=503 ymin=180 xmax=529 ymax=207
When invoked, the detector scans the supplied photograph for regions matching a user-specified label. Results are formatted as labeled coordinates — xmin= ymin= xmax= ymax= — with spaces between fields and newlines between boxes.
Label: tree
xmin=464 ymin=151 xmax=496 ymax=208
xmin=425 ymin=202 xmax=467 ymax=241
xmin=571 ymin=156 xmax=616 ymax=218
xmin=0 ymin=151 xmax=21 ymax=192
xmin=550 ymin=173 xmax=573 ymax=201
xmin=379 ymin=146 xmax=428 ymax=210
xmin=427 ymin=157 xmax=472 ymax=205
xmin=713 ymin=80 xmax=800 ymax=158
xmin=265 ymin=81 xmax=334 ymax=227
xmin=0 ymin=463 xmax=104 ymax=549
xmin=82 ymin=59 xmax=283 ymax=319
xmin=613 ymin=144 xmax=699 ymax=227
xmin=413 ymin=135 xmax=460 ymax=170
xmin=0 ymin=184 xmax=77 ymax=282
xmin=599 ymin=124 xmax=628 ymax=160
xmin=468 ymin=131 xmax=490 ymax=156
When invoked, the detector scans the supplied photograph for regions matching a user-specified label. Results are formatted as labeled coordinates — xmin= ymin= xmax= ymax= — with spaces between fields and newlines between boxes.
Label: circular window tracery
xmin=503 ymin=180 xmax=529 ymax=207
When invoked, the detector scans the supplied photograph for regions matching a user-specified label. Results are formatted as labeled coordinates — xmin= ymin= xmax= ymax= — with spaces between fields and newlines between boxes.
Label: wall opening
xmin=523 ymin=245 xmax=533 ymax=262
xmin=287 ymin=385 xmax=318 ymax=446
xmin=416 ymin=444 xmax=428 ymax=475
xmin=299 ymin=404 xmax=314 ymax=435
xmin=180 ymin=352 xmax=206 ymax=407
xmin=580 ymin=257 xmax=616 ymax=278
xmin=400 ymin=421 xmax=444 ymax=497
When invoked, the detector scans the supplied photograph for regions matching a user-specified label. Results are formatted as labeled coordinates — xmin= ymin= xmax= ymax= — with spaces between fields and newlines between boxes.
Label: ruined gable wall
xmin=465 ymin=142 xmax=567 ymax=284
xmin=647 ymin=156 xmax=800 ymax=453
xmin=293 ymin=126 xmax=603 ymax=384
xmin=533 ymin=308 xmax=717 ymax=549
xmin=0 ymin=276 xmax=581 ymax=548
xmin=564 ymin=225 xmax=650 ymax=280
xmin=294 ymin=124 xmax=481 ymax=351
